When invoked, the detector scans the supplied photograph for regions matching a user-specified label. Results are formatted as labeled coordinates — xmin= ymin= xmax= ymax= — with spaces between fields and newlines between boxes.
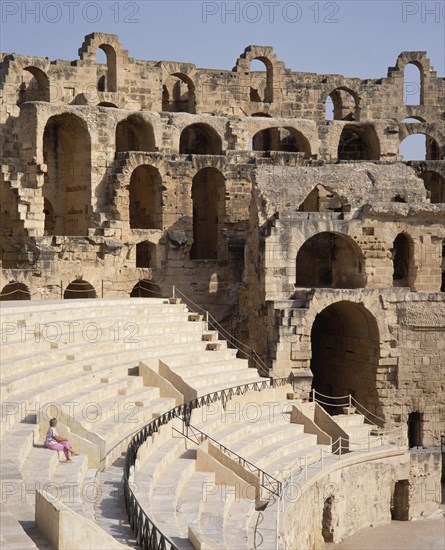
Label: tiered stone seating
xmin=331 ymin=412 xmax=379 ymax=450
xmin=0 ymin=297 xmax=266 ymax=548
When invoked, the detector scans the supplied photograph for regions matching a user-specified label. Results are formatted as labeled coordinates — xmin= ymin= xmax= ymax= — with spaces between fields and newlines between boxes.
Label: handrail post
xmin=349 ymin=394 xmax=352 ymax=408
xmin=311 ymin=388 xmax=315 ymax=403
xmin=368 ymin=431 xmax=370 ymax=452
xmin=172 ymin=285 xmax=175 ymax=298
xmin=339 ymin=439 xmax=342 ymax=459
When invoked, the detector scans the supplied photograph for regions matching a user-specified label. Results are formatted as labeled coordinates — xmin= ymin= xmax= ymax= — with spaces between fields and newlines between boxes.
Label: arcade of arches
xmin=2 ymin=35 xmax=444 ymax=452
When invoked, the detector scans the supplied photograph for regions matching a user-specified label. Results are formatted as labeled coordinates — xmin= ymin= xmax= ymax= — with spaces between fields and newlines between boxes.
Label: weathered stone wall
xmin=282 ymin=450 xmax=442 ymax=549
xmin=1 ymin=33 xmax=444 ymax=445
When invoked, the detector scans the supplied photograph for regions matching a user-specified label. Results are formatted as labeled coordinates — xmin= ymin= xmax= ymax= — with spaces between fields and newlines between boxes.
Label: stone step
xmin=150 ymin=451 xmax=197 ymax=544
xmin=0 ymin=505 xmax=37 ymax=549
xmin=71 ymin=385 xmax=161 ymax=430
xmin=1 ymin=317 xmax=205 ymax=364
xmin=223 ymin=496 xmax=253 ymax=550
xmin=0 ymin=422 xmax=40 ymax=468
xmin=1 ymin=339 xmax=209 ymax=405
xmin=167 ymin=357 xmax=249 ymax=379
xmin=331 ymin=413 xmax=365 ymax=427
xmin=176 ymin=471 xmax=215 ymax=537
xmin=0 ymin=298 xmax=186 ymax=323
xmin=100 ymin=397 xmax=177 ymax=456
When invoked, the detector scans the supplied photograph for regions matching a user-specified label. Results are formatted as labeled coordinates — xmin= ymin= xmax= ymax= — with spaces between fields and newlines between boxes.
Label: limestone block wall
xmin=282 ymin=450 xmax=442 ymax=549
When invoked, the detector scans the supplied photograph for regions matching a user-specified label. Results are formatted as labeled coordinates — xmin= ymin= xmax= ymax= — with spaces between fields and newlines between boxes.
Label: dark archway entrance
xmin=408 ymin=412 xmax=423 ymax=448
xmin=310 ymin=301 xmax=380 ymax=415
xmin=0 ymin=282 xmax=31 ymax=301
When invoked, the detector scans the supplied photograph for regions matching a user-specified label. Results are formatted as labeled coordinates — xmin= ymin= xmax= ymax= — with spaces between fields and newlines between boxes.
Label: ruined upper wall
xmin=1 ymin=33 xmax=444 ymax=122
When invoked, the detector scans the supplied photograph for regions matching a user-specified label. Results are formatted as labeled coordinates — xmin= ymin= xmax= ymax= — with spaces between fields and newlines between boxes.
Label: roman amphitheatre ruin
xmin=0 ymin=32 xmax=444 ymax=549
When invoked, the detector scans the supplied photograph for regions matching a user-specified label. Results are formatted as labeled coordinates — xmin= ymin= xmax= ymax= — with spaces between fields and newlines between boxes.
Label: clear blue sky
xmin=1 ymin=1 xmax=444 ymax=158
xmin=2 ymin=1 xmax=443 ymax=77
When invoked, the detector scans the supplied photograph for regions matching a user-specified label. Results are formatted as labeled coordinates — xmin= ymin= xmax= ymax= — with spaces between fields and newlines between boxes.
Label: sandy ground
xmin=324 ymin=517 xmax=445 ymax=550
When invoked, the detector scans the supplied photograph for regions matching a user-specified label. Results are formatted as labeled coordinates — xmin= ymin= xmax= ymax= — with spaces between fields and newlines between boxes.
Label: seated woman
xmin=44 ymin=418 xmax=76 ymax=461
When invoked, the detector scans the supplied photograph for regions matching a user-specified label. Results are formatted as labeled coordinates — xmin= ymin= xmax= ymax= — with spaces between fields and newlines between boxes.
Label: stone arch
xmin=64 ymin=279 xmax=96 ymax=299
xmin=190 ymin=167 xmax=226 ymax=260
xmin=337 ymin=124 xmax=380 ymax=160
xmin=310 ymin=300 xmax=381 ymax=414
xmin=180 ymin=123 xmax=223 ymax=155
xmin=43 ymin=112 xmax=91 ymax=236
xmin=98 ymin=102 xmax=118 ymax=108
xmin=234 ymin=46 xmax=286 ymax=104
xmin=0 ymin=282 xmax=31 ymax=301
xmin=135 ymin=241 xmax=156 ymax=268
xmin=296 ymin=232 xmax=366 ymax=289
xmin=325 ymin=87 xmax=359 ymax=121
xmin=130 ymin=280 xmax=162 ymax=298
xmin=251 ymin=126 xmax=311 ymax=157
xmin=18 ymin=66 xmax=50 ymax=105
xmin=249 ymin=57 xmax=274 ymax=103
xmin=395 ymin=54 xmax=434 ymax=107
xmin=116 ymin=115 xmax=156 ymax=153
xmin=418 ymin=171 xmax=445 ymax=203
xmin=298 ymin=185 xmax=345 ymax=212
xmin=403 ymin=62 xmax=422 ymax=105
xmin=162 ymin=73 xmax=196 ymax=113
xmin=96 ymin=43 xmax=117 ymax=92
xmin=399 ymin=132 xmax=441 ymax=161
xmin=128 ymin=165 xmax=163 ymax=229
xmin=392 ymin=232 xmax=415 ymax=290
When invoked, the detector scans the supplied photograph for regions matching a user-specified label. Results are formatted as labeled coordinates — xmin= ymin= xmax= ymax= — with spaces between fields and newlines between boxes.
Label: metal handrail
xmin=124 ymin=378 xmax=288 ymax=550
xmin=172 ymin=285 xmax=273 ymax=379
xmin=176 ymin=423 xmax=282 ymax=498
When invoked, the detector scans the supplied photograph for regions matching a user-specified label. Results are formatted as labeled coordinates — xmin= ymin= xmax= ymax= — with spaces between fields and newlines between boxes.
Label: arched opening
xmin=251 ymin=127 xmax=311 ymax=157
xmin=0 ymin=282 xmax=31 ymax=301
xmin=63 ymin=279 xmax=96 ymax=299
xmin=325 ymin=88 xmax=358 ymax=121
xmin=98 ymin=102 xmax=118 ymax=108
xmin=18 ymin=67 xmax=50 ymax=105
xmin=43 ymin=198 xmax=55 ymax=234
xmin=321 ymin=496 xmax=335 ymax=542
xmin=391 ymin=480 xmax=410 ymax=520
xmin=97 ymin=44 xmax=117 ymax=92
xmin=136 ymin=241 xmax=156 ymax=268
xmin=404 ymin=63 xmax=422 ymax=105
xmin=298 ymin=185 xmax=344 ymax=212
xmin=399 ymin=134 xmax=440 ymax=161
xmin=250 ymin=57 xmax=273 ymax=103
xmin=419 ymin=171 xmax=445 ymax=203
xmin=43 ymin=113 xmax=91 ymax=236
xmin=337 ymin=125 xmax=379 ymax=160
xmin=190 ymin=168 xmax=226 ymax=260
xmin=130 ymin=280 xmax=162 ymax=297
xmin=310 ymin=301 xmax=380 ymax=414
xmin=408 ymin=412 xmax=423 ymax=448
xmin=392 ymin=233 xmax=414 ymax=288
xmin=129 ymin=165 xmax=163 ymax=229
xmin=162 ymin=73 xmax=196 ymax=113
xmin=116 ymin=115 xmax=155 ymax=153
xmin=440 ymin=239 xmax=445 ymax=292
xmin=296 ymin=232 xmax=366 ymax=289
xmin=179 ymin=124 xmax=222 ymax=155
